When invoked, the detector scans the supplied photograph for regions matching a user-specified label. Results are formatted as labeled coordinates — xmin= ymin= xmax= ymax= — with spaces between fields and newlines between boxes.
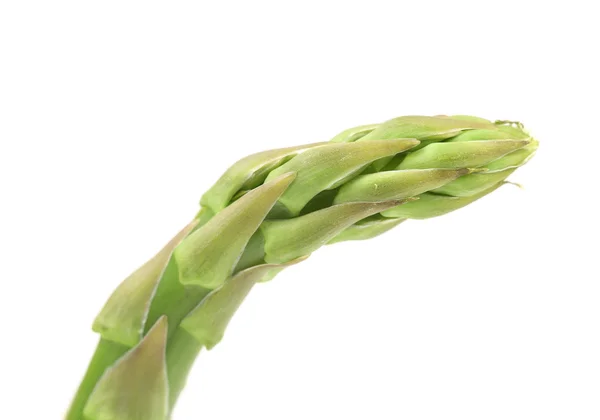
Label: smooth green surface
xmin=397 ymin=140 xmax=530 ymax=170
xmin=234 ymin=230 xmax=266 ymax=272
xmin=83 ymin=317 xmax=169 ymax=420
xmin=358 ymin=115 xmax=495 ymax=142
xmin=165 ymin=328 xmax=203 ymax=412
xmin=329 ymin=123 xmax=378 ymax=143
xmin=261 ymin=200 xmax=406 ymax=263
xmin=180 ymin=258 xmax=306 ymax=349
xmin=485 ymin=140 xmax=538 ymax=171
xmin=334 ymin=168 xmax=470 ymax=204
xmin=382 ymin=183 xmax=504 ymax=219
xmin=446 ymin=128 xmax=517 ymax=142
xmin=144 ymin=257 xmax=210 ymax=338
xmin=66 ymin=339 xmax=129 ymax=420
xmin=329 ymin=215 xmax=406 ymax=243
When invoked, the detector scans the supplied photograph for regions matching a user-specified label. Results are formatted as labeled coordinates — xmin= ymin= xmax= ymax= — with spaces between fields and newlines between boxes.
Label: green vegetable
xmin=66 ymin=115 xmax=537 ymax=420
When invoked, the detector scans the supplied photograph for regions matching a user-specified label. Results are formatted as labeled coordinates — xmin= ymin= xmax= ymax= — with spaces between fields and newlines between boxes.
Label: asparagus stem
xmin=65 ymin=339 xmax=129 ymax=419
xmin=66 ymin=115 xmax=538 ymax=419
xmin=165 ymin=328 xmax=203 ymax=412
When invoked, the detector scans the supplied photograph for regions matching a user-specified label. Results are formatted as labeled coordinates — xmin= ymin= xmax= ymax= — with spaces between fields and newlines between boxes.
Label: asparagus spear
xmin=67 ymin=115 xmax=537 ymax=420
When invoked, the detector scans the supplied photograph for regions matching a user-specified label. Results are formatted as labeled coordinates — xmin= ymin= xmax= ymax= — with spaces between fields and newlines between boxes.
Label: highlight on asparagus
xmin=66 ymin=115 xmax=538 ymax=420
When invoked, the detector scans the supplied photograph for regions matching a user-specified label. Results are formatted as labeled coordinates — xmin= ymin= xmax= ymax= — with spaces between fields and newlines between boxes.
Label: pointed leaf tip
xmin=484 ymin=139 xmax=538 ymax=172
xmin=180 ymin=257 xmax=307 ymax=349
xmin=92 ymin=220 xmax=198 ymax=347
xmin=84 ymin=317 xmax=169 ymax=420
xmin=175 ymin=173 xmax=296 ymax=289
xmin=200 ymin=143 xmax=322 ymax=213
xmin=328 ymin=215 xmax=406 ymax=244
xmin=261 ymin=199 xmax=407 ymax=263
xmin=398 ymin=140 xmax=530 ymax=170
xmin=329 ymin=124 xmax=378 ymax=143
xmin=265 ymin=139 xmax=419 ymax=215
xmin=333 ymin=168 xmax=470 ymax=205
xmin=432 ymin=168 xmax=516 ymax=197
xmin=382 ymin=182 xmax=504 ymax=219
xmin=358 ymin=115 xmax=496 ymax=142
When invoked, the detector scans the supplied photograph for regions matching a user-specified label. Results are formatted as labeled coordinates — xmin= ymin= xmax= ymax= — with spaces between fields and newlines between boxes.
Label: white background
xmin=1 ymin=1 xmax=598 ymax=419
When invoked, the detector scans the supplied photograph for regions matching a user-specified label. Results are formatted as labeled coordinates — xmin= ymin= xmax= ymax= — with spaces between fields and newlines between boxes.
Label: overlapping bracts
xmin=69 ymin=115 xmax=537 ymax=420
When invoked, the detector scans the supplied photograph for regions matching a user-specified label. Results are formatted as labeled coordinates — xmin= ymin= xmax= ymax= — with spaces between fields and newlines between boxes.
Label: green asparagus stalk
xmin=66 ymin=115 xmax=538 ymax=420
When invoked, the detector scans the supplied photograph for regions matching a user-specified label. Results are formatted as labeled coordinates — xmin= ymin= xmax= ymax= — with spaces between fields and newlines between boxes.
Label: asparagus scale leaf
xmin=66 ymin=115 xmax=538 ymax=420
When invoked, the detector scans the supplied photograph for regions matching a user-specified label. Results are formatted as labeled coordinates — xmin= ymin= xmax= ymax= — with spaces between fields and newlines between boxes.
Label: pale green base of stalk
xmin=66 ymin=332 xmax=204 ymax=420
xmin=165 ymin=328 xmax=203 ymax=412
xmin=66 ymin=339 xmax=129 ymax=420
